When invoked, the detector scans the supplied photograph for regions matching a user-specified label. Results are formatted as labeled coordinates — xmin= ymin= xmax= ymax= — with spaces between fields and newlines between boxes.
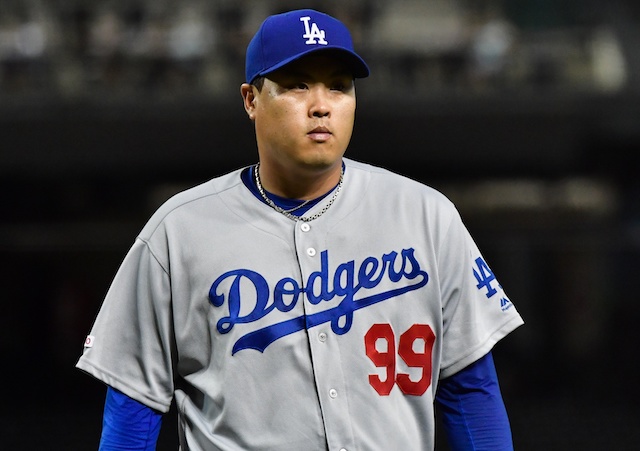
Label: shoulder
xmin=138 ymin=167 xmax=246 ymax=240
xmin=343 ymin=158 xmax=456 ymax=210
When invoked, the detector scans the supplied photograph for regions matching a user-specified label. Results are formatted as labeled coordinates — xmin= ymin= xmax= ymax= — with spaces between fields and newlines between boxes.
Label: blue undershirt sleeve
xmin=435 ymin=352 xmax=514 ymax=451
xmin=99 ymin=386 xmax=163 ymax=451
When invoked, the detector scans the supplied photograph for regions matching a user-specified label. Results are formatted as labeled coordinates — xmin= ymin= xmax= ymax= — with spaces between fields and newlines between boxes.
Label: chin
xmin=301 ymin=149 xmax=345 ymax=167
xmin=298 ymin=157 xmax=342 ymax=173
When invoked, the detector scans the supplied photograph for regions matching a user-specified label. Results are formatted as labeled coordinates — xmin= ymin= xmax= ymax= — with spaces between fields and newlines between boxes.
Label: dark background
xmin=1 ymin=0 xmax=639 ymax=449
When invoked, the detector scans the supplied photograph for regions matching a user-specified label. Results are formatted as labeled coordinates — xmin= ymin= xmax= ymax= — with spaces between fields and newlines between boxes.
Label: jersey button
xmin=306 ymin=247 xmax=316 ymax=257
xmin=329 ymin=388 xmax=338 ymax=398
xmin=300 ymin=223 xmax=311 ymax=232
xmin=318 ymin=332 xmax=327 ymax=342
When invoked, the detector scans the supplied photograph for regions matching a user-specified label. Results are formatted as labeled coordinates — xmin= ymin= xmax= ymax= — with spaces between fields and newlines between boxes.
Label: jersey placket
xmin=294 ymin=220 xmax=356 ymax=451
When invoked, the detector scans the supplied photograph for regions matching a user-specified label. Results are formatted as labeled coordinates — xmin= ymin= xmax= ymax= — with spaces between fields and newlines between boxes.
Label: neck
xmin=257 ymin=161 xmax=343 ymax=200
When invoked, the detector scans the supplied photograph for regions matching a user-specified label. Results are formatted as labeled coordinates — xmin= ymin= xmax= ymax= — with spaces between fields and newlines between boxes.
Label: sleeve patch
xmin=84 ymin=335 xmax=95 ymax=348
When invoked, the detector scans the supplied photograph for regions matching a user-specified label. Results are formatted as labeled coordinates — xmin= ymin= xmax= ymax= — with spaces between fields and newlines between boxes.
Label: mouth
xmin=308 ymin=126 xmax=332 ymax=142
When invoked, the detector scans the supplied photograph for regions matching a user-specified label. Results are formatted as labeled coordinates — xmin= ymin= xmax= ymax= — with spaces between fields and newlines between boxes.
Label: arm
xmin=435 ymin=352 xmax=514 ymax=451
xmin=99 ymin=386 xmax=163 ymax=451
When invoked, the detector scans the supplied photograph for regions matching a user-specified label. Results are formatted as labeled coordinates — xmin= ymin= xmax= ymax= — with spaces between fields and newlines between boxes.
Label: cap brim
xmin=255 ymin=46 xmax=370 ymax=82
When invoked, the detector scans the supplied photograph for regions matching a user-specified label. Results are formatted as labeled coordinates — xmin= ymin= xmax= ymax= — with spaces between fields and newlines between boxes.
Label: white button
xmin=329 ymin=389 xmax=338 ymax=398
xmin=306 ymin=247 xmax=316 ymax=257
xmin=340 ymin=449 xmax=347 ymax=451
xmin=318 ymin=332 xmax=327 ymax=342
xmin=300 ymin=223 xmax=311 ymax=232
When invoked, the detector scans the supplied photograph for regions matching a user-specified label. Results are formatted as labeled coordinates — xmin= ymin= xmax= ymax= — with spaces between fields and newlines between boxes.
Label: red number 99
xmin=365 ymin=323 xmax=435 ymax=396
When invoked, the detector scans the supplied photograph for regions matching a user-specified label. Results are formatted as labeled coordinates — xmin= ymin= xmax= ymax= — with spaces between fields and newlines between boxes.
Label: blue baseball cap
xmin=245 ymin=9 xmax=370 ymax=84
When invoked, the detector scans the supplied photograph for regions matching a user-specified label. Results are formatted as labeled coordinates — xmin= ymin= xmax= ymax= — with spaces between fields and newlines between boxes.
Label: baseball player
xmin=77 ymin=9 xmax=523 ymax=450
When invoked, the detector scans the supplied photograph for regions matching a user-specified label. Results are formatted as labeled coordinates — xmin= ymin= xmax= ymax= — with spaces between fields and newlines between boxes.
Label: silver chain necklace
xmin=253 ymin=163 xmax=344 ymax=222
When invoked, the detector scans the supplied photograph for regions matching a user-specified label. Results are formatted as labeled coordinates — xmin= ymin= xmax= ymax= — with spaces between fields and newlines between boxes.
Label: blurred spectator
xmin=0 ymin=4 xmax=51 ymax=92
xmin=167 ymin=3 xmax=215 ymax=90
xmin=467 ymin=11 xmax=517 ymax=90
xmin=87 ymin=9 xmax=125 ymax=89
xmin=590 ymin=27 xmax=628 ymax=92
xmin=0 ymin=0 xmax=637 ymax=97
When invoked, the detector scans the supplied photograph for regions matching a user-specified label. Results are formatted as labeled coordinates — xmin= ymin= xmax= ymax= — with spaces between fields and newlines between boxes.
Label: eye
xmin=331 ymin=79 xmax=354 ymax=92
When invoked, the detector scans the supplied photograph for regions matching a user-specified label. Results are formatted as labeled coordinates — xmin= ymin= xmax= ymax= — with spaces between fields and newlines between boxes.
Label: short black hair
xmin=252 ymin=76 xmax=265 ymax=92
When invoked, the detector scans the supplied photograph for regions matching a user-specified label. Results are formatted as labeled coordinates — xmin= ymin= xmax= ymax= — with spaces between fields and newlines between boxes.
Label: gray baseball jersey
xmin=76 ymin=158 xmax=523 ymax=450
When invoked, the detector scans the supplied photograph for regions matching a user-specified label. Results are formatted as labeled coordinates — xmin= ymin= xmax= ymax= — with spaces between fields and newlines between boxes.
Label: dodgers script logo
xmin=209 ymin=248 xmax=429 ymax=354
xmin=300 ymin=16 xmax=328 ymax=45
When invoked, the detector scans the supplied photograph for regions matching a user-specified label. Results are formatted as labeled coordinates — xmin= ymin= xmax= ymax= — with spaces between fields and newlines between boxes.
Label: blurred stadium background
xmin=1 ymin=0 xmax=639 ymax=449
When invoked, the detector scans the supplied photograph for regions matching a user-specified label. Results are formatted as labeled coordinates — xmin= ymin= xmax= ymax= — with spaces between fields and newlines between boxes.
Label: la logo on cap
xmin=300 ymin=16 xmax=327 ymax=45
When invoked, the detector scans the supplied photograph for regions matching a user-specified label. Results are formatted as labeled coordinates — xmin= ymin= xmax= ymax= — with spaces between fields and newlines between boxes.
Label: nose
xmin=309 ymin=86 xmax=330 ymax=118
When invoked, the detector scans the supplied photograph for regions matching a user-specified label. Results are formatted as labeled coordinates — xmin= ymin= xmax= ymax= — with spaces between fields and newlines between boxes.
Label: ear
xmin=240 ymin=83 xmax=257 ymax=120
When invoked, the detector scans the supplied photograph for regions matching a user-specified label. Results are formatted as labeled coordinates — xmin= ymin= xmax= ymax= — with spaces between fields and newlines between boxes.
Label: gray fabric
xmin=76 ymin=158 xmax=523 ymax=450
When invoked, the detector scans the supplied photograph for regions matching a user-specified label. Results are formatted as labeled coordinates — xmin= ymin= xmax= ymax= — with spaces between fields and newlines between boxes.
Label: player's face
xmin=243 ymin=54 xmax=356 ymax=182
